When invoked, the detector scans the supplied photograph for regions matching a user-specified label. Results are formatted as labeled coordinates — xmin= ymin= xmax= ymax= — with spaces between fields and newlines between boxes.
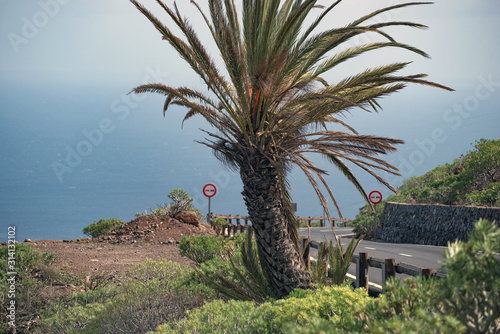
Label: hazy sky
xmin=1 ymin=0 xmax=499 ymax=220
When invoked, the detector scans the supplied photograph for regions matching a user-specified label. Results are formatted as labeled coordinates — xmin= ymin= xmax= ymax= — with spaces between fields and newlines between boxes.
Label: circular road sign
xmin=203 ymin=184 xmax=217 ymax=198
xmin=369 ymin=190 xmax=382 ymax=205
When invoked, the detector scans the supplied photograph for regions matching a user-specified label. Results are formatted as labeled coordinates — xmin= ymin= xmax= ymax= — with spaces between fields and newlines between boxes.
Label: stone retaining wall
xmin=377 ymin=202 xmax=500 ymax=246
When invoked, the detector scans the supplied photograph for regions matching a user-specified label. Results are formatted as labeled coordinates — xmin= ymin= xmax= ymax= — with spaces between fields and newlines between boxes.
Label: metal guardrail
xmin=303 ymin=239 xmax=446 ymax=291
xmin=210 ymin=213 xmax=448 ymax=291
xmin=210 ymin=214 xmax=352 ymax=236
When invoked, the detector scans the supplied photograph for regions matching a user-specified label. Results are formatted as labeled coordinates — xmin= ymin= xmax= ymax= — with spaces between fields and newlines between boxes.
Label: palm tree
xmin=129 ymin=0 xmax=452 ymax=298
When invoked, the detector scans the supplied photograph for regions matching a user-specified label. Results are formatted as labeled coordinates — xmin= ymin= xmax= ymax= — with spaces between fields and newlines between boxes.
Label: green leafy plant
xmin=38 ymin=260 xmax=209 ymax=334
xmin=329 ymin=236 xmax=362 ymax=285
xmin=210 ymin=217 xmax=227 ymax=236
xmin=309 ymin=236 xmax=362 ymax=285
xmin=157 ymin=284 xmax=369 ymax=334
xmin=179 ymin=235 xmax=242 ymax=264
xmin=352 ymin=202 xmax=386 ymax=239
xmin=466 ymin=182 xmax=500 ymax=207
xmin=167 ymin=188 xmax=194 ymax=217
xmin=0 ymin=244 xmax=58 ymax=333
xmin=310 ymin=241 xmax=328 ymax=284
xmin=82 ymin=218 xmax=124 ymax=238
xmin=143 ymin=189 xmax=206 ymax=222
xmin=353 ymin=138 xmax=500 ymax=225
xmin=437 ymin=219 xmax=500 ymax=333
xmin=198 ymin=227 xmax=275 ymax=303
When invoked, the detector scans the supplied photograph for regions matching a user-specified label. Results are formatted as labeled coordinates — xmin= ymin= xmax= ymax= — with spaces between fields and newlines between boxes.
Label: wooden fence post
xmin=356 ymin=252 xmax=369 ymax=291
xmin=382 ymin=258 xmax=396 ymax=290
xmin=419 ymin=268 xmax=433 ymax=278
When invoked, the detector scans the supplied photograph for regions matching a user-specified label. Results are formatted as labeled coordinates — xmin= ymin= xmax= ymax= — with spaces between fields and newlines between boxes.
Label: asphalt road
xmin=298 ymin=227 xmax=446 ymax=289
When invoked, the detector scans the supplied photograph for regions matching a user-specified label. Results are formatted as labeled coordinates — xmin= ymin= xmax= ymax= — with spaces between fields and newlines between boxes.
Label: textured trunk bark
xmin=240 ymin=154 xmax=313 ymax=298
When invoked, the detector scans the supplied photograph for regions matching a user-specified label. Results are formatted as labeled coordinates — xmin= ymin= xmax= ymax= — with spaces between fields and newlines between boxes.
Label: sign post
xmin=203 ymin=184 xmax=217 ymax=224
xmin=369 ymin=191 xmax=383 ymax=238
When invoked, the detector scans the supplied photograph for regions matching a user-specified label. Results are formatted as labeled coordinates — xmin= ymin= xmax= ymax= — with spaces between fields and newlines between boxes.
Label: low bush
xmin=82 ymin=218 xmax=124 ymax=238
xmin=437 ymin=219 xmax=500 ymax=333
xmin=179 ymin=234 xmax=244 ymax=264
xmin=37 ymin=259 xmax=210 ymax=334
xmin=0 ymin=244 xmax=59 ymax=333
xmin=157 ymin=284 xmax=369 ymax=334
xmin=141 ymin=189 xmax=206 ymax=222
xmin=351 ymin=202 xmax=386 ymax=239
xmin=350 ymin=277 xmax=464 ymax=333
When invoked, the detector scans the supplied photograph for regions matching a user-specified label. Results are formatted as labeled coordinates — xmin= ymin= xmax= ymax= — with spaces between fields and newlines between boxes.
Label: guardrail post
xmin=419 ymin=268 xmax=433 ymax=278
xmin=356 ymin=252 xmax=369 ymax=291
xmin=382 ymin=258 xmax=396 ymax=291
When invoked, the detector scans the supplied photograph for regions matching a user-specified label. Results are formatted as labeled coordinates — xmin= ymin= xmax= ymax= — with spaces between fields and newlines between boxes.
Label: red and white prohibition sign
xmin=203 ymin=184 xmax=217 ymax=198
xmin=369 ymin=190 xmax=382 ymax=205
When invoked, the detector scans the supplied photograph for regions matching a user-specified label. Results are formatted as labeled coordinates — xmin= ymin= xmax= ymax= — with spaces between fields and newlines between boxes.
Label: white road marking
xmin=346 ymin=273 xmax=383 ymax=290
xmin=399 ymin=253 xmax=413 ymax=257
xmin=320 ymin=230 xmax=332 ymax=232
xmin=364 ymin=247 xmax=376 ymax=250
xmin=310 ymin=256 xmax=384 ymax=290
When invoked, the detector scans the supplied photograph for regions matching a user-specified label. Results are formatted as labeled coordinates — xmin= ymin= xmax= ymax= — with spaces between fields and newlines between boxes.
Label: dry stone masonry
xmin=377 ymin=202 xmax=500 ymax=246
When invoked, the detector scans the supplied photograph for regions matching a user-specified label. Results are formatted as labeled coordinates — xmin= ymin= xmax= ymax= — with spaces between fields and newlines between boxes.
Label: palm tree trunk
xmin=240 ymin=153 xmax=313 ymax=298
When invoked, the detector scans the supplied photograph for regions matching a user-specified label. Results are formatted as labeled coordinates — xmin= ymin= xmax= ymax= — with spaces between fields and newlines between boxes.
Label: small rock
xmin=24 ymin=238 xmax=32 ymax=243
xmin=174 ymin=211 xmax=200 ymax=227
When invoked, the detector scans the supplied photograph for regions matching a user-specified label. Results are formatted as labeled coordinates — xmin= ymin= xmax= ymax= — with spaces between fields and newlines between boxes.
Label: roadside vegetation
xmin=81 ymin=189 xmax=206 ymax=240
xmin=134 ymin=188 xmax=206 ymax=223
xmin=352 ymin=138 xmax=500 ymax=238
xmin=3 ymin=219 xmax=498 ymax=333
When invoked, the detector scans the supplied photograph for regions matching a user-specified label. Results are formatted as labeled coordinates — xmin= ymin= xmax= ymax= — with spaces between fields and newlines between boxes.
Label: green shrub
xmin=352 ymin=138 xmax=500 ymax=223
xmin=141 ymin=189 xmax=206 ymax=222
xmin=38 ymin=260 xmax=209 ymax=334
xmin=84 ymin=281 xmax=205 ymax=334
xmin=466 ymin=182 xmax=500 ymax=206
xmin=328 ymin=236 xmax=362 ymax=285
xmin=179 ymin=235 xmax=231 ymax=264
xmin=352 ymin=277 xmax=464 ymax=333
xmin=82 ymin=218 xmax=124 ymax=238
xmin=437 ymin=219 xmax=500 ymax=333
xmin=157 ymin=284 xmax=369 ymax=334
xmin=0 ymin=244 xmax=58 ymax=333
xmin=167 ymin=189 xmax=194 ymax=216
xmin=179 ymin=234 xmax=244 ymax=264
xmin=352 ymin=201 xmax=386 ymax=239
xmin=285 ymin=277 xmax=464 ymax=334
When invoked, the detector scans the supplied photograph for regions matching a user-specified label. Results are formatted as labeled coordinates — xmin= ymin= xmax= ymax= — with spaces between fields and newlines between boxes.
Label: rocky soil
xmin=15 ymin=213 xmax=216 ymax=290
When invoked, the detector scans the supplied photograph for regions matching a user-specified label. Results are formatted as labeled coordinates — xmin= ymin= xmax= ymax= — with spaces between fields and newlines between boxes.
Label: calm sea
xmin=2 ymin=82 xmax=497 ymax=242
xmin=0 ymin=84 xmax=364 ymax=242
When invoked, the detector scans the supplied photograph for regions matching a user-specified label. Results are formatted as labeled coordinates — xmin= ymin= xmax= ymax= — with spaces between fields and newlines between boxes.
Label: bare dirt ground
xmin=24 ymin=215 xmax=216 ymax=288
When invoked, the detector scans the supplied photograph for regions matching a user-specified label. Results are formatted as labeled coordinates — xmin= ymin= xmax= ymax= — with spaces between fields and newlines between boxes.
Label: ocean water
xmin=1 ymin=82 xmax=498 ymax=242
